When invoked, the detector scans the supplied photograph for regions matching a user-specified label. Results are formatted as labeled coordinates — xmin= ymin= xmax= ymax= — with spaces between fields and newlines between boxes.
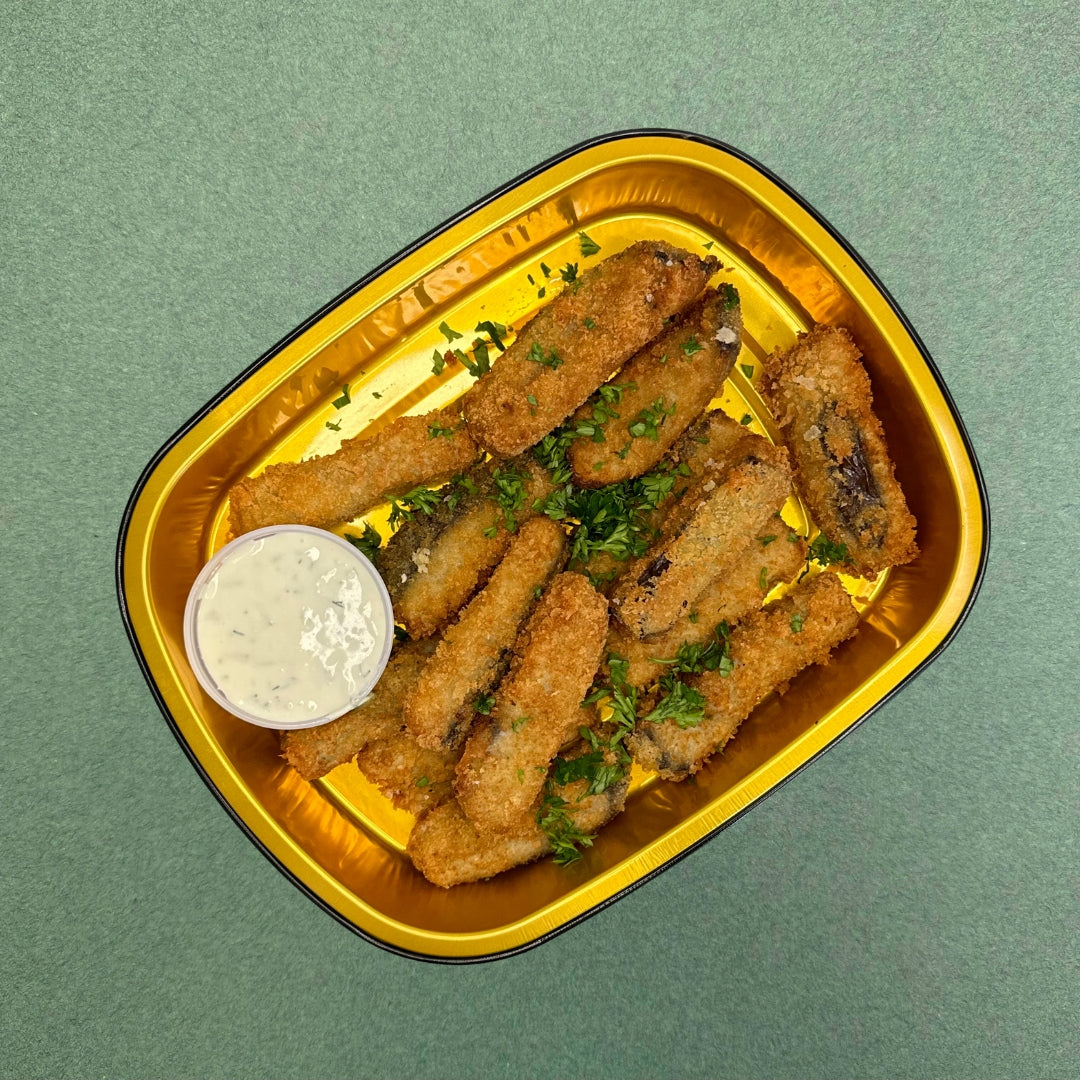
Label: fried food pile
xmin=231 ymin=239 xmax=918 ymax=887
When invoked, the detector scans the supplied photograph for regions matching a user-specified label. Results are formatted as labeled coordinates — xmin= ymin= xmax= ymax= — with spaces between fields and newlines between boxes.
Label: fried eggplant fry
xmin=463 ymin=241 xmax=718 ymax=457
xmin=380 ymin=458 xmax=554 ymax=638
xmin=403 ymin=517 xmax=567 ymax=752
xmin=228 ymin=410 xmax=479 ymax=536
xmin=611 ymin=438 xmax=793 ymax=639
xmin=607 ymin=528 xmax=808 ymax=690
xmin=279 ymin=637 xmax=437 ymax=780
xmin=759 ymin=325 xmax=918 ymax=576
xmin=629 ymin=573 xmax=860 ymax=779
xmin=455 ymin=574 xmax=609 ymax=832
xmin=409 ymin=748 xmax=628 ymax=887
xmin=568 ymin=286 xmax=742 ymax=486
xmin=355 ymin=729 xmax=460 ymax=816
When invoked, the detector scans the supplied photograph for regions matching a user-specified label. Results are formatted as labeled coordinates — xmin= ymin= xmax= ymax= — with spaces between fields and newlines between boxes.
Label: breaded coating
xmin=462 ymin=241 xmax=718 ymax=457
xmin=568 ymin=286 xmax=742 ymax=486
xmin=408 ymin=754 xmax=628 ymax=888
xmin=228 ymin=410 xmax=480 ymax=536
xmin=455 ymin=574 xmax=609 ymax=832
xmin=759 ymin=325 xmax=918 ymax=576
xmin=403 ymin=517 xmax=567 ymax=751
xmin=355 ymin=729 xmax=460 ymax=816
xmin=380 ymin=459 xmax=555 ymax=638
xmin=607 ymin=529 xmax=808 ymax=689
xmin=629 ymin=574 xmax=860 ymax=779
xmin=279 ymin=637 xmax=437 ymax=780
xmin=611 ymin=438 xmax=793 ymax=639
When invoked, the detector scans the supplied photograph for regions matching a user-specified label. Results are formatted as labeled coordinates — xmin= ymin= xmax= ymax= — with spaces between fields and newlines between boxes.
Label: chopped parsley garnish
xmin=516 ymin=768 xmax=525 ymax=783
xmin=578 ymin=231 xmax=601 ymax=257
xmin=428 ymin=421 xmax=455 ymax=439
xmin=431 ymin=349 xmax=447 ymax=376
xmin=331 ymin=384 xmax=351 ymax=408
xmin=758 ymin=534 xmax=778 ymax=546
xmin=527 ymin=393 xmax=538 ymax=407
xmin=790 ymin=613 xmax=805 ymax=633
xmin=415 ymin=776 xmax=430 ymax=788
xmin=438 ymin=321 xmax=462 ymax=342
xmin=474 ymin=320 xmax=508 ymax=351
xmin=491 ymin=465 xmax=527 ymax=531
xmin=325 ymin=420 xmax=341 ymax=431
xmin=471 ymin=339 xmax=490 ymax=374
xmin=702 ymin=240 xmax=715 ymax=250
xmin=371 ymin=391 xmax=382 ymax=399
xmin=560 ymin=262 xmax=579 ymax=283
xmin=688 ymin=611 xmax=699 ymax=624
xmin=759 ymin=566 xmax=769 ymax=590
xmin=474 ymin=693 xmax=495 ymax=715
xmin=527 ymin=341 xmax=564 ymax=369
xmin=387 ymin=486 xmax=441 ymax=529
xmin=650 ymin=622 xmax=732 ymax=678
xmin=583 ymin=316 xmax=597 ymax=329
xmin=808 ymin=534 xmax=850 ymax=566
xmin=628 ymin=398 xmax=676 ymax=441
xmin=642 ymin=674 xmax=707 ymax=728
xmin=540 ymin=262 xmax=552 ymax=278
xmin=740 ymin=413 xmax=753 ymax=426
xmin=537 ymin=286 xmax=547 ymax=299
xmin=344 ymin=523 xmax=382 ymax=563
xmin=537 ymin=793 xmax=597 ymax=865
xmin=740 ymin=363 xmax=755 ymax=379
xmin=721 ymin=283 xmax=738 ymax=309
xmin=680 ymin=336 xmax=704 ymax=357
xmin=787 ymin=532 xmax=801 ymax=542
xmin=615 ymin=442 xmax=632 ymax=460
xmin=511 ymin=716 xmax=530 ymax=732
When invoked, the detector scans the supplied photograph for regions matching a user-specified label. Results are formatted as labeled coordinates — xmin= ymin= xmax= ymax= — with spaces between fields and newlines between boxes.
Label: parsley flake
xmin=583 ymin=316 xmax=597 ymax=330
xmin=759 ymin=566 xmax=769 ymax=590
xmin=474 ymin=693 xmax=495 ymax=715
xmin=344 ymin=523 xmax=382 ymax=562
xmin=474 ymin=320 xmax=508 ymax=351
xmin=790 ymin=613 xmax=805 ymax=633
xmin=740 ymin=363 xmax=755 ymax=379
xmin=438 ymin=321 xmax=462 ymax=342
xmin=415 ymin=776 xmax=430 ymax=788
xmin=578 ymin=231 xmax=601 ymax=257
xmin=740 ymin=413 xmax=753 ymax=426
xmin=428 ymin=421 xmax=455 ymax=439
xmin=527 ymin=342 xmax=564 ymax=369
xmin=680 ymin=336 xmax=704 ymax=357
xmin=560 ymin=262 xmax=579 ymax=283
xmin=431 ymin=349 xmax=447 ymax=376
xmin=325 ymin=420 xmax=341 ymax=431
xmin=331 ymin=384 xmax=351 ymax=409
xmin=758 ymin=534 xmax=778 ymax=546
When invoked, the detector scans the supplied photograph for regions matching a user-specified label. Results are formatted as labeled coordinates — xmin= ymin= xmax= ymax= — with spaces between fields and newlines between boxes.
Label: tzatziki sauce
xmin=184 ymin=526 xmax=392 ymax=729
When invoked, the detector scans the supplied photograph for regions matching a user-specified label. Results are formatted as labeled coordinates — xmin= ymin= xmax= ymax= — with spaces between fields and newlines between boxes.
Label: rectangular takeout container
xmin=118 ymin=131 xmax=988 ymax=962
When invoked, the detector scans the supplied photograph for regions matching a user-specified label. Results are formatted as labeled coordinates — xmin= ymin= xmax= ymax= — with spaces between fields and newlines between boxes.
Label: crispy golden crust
xmin=380 ymin=459 xmax=555 ymax=639
xmin=629 ymin=574 xmax=860 ymax=779
xmin=759 ymin=325 xmax=918 ymax=576
xmin=455 ymin=574 xmax=609 ymax=832
xmin=607 ymin=530 xmax=808 ymax=689
xmin=408 ymin=759 xmax=628 ymax=888
xmin=462 ymin=241 xmax=717 ymax=457
xmin=568 ymin=287 xmax=742 ymax=486
xmin=279 ymin=637 xmax=437 ymax=780
xmin=227 ymin=410 xmax=480 ymax=536
xmin=611 ymin=438 xmax=793 ymax=639
xmin=403 ymin=517 xmax=567 ymax=752
xmin=355 ymin=729 xmax=460 ymax=816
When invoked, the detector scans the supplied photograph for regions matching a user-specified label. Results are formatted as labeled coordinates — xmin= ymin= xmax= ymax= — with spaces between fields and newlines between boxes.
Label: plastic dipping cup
xmin=183 ymin=525 xmax=394 ymax=730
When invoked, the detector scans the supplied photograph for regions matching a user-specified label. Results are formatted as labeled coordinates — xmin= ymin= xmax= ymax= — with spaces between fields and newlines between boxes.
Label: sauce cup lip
xmin=182 ymin=523 xmax=395 ymax=731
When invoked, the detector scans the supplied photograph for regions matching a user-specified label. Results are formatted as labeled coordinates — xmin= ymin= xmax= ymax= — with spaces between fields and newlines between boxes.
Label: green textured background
xmin=3 ymin=2 xmax=1078 ymax=1078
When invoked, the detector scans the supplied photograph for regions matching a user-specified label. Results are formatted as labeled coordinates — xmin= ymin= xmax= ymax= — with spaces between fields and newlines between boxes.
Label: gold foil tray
xmin=117 ymin=131 xmax=987 ymax=962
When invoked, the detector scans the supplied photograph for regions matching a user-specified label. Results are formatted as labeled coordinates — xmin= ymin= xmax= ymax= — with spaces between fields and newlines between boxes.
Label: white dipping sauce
xmin=187 ymin=527 xmax=391 ymax=727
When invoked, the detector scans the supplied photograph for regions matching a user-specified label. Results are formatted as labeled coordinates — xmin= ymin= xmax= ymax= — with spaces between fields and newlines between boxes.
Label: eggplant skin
xmin=759 ymin=325 xmax=917 ymax=577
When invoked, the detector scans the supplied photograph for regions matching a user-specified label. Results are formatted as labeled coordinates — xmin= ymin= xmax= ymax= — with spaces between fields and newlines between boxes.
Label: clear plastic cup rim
xmin=182 ymin=524 xmax=394 ymax=730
